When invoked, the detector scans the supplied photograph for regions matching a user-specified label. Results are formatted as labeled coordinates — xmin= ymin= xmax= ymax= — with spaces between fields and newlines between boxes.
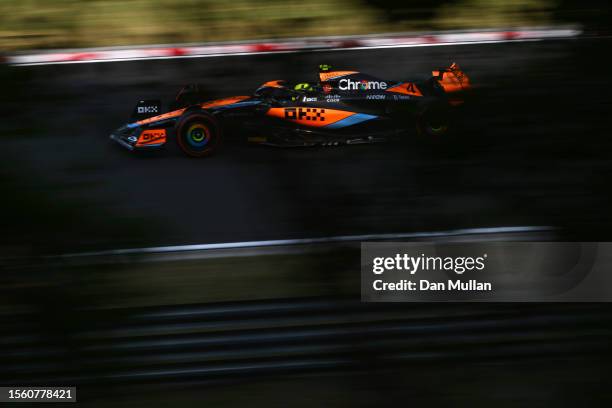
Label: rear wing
xmin=432 ymin=62 xmax=471 ymax=93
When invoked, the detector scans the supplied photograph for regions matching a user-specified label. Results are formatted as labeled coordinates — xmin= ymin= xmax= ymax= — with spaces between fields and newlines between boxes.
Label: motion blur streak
xmin=58 ymin=225 xmax=553 ymax=259
xmin=7 ymin=27 xmax=581 ymax=67
xmin=2 ymin=298 xmax=611 ymax=387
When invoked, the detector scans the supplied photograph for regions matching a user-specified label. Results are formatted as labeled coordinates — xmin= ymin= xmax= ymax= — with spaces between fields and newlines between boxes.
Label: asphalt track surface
xmin=3 ymin=37 xmax=612 ymax=250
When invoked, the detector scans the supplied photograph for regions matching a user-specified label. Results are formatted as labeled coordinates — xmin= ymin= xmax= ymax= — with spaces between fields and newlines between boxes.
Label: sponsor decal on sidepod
xmin=339 ymin=78 xmax=387 ymax=91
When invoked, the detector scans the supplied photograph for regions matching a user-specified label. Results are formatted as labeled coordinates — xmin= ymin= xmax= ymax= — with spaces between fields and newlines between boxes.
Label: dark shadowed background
xmin=1 ymin=1 xmax=612 ymax=406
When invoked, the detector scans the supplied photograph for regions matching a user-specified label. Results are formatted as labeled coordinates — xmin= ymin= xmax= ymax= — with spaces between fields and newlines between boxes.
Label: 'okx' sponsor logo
xmin=137 ymin=106 xmax=159 ymax=114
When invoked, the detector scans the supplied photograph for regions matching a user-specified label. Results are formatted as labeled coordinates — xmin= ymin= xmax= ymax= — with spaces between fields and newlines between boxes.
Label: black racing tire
xmin=175 ymin=111 xmax=222 ymax=157
xmin=416 ymin=103 xmax=453 ymax=141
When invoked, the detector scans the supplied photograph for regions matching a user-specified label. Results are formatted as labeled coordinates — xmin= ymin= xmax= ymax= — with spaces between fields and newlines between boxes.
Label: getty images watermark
xmin=361 ymin=242 xmax=612 ymax=302
xmin=372 ymin=252 xmax=489 ymax=292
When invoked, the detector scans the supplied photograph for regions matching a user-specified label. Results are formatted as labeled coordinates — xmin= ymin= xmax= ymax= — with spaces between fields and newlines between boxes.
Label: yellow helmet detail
xmin=294 ymin=82 xmax=313 ymax=92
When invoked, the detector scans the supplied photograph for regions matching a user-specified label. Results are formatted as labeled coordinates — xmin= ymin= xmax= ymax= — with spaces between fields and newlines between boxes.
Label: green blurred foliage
xmin=0 ymin=0 xmax=560 ymax=51
xmin=435 ymin=0 xmax=554 ymax=29
xmin=0 ymin=0 xmax=384 ymax=50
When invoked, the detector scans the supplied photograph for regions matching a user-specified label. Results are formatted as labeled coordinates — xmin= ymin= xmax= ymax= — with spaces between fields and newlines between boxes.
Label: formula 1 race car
xmin=110 ymin=63 xmax=471 ymax=157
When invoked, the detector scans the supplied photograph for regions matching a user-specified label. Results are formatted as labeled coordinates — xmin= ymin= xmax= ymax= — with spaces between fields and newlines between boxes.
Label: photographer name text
xmin=371 ymin=253 xmax=492 ymax=292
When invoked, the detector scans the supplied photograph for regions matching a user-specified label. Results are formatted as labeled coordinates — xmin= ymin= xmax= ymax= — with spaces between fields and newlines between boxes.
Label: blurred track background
xmin=1 ymin=1 xmax=612 ymax=406
xmin=2 ymin=37 xmax=612 ymax=252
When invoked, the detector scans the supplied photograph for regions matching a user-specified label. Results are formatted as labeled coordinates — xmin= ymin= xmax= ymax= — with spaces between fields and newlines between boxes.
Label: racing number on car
xmin=284 ymin=107 xmax=326 ymax=122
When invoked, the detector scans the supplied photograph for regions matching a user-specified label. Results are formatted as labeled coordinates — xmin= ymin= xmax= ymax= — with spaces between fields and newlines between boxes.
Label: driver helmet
xmin=294 ymin=82 xmax=314 ymax=92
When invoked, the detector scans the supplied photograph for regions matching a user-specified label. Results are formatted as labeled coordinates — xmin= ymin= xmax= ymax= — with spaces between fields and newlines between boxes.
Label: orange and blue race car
xmin=110 ymin=63 xmax=471 ymax=157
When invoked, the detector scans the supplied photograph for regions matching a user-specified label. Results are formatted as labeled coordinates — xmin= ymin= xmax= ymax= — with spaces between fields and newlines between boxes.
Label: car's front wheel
xmin=175 ymin=112 xmax=221 ymax=157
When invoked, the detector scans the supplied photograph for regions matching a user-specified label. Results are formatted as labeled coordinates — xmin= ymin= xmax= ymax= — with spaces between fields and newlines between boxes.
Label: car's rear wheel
xmin=176 ymin=112 xmax=221 ymax=157
xmin=416 ymin=104 xmax=452 ymax=140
